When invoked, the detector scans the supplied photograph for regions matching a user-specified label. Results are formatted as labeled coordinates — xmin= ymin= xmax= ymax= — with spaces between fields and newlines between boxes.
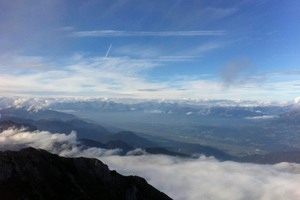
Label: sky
xmin=0 ymin=0 xmax=299 ymax=101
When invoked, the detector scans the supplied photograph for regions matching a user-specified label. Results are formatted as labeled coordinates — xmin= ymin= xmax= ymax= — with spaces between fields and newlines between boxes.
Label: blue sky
xmin=0 ymin=0 xmax=299 ymax=101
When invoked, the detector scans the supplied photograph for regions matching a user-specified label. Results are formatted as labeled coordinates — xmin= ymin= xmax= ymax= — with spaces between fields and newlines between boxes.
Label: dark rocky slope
xmin=0 ymin=148 xmax=172 ymax=200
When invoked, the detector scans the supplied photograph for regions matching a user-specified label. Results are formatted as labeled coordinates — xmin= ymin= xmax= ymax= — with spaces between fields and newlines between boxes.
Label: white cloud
xmin=1 ymin=53 xmax=300 ymax=101
xmin=0 ymin=54 xmax=52 ymax=72
xmin=295 ymin=97 xmax=300 ymax=104
xmin=0 ymin=128 xmax=76 ymax=152
xmin=0 ymin=54 xmax=164 ymax=97
xmin=145 ymin=109 xmax=164 ymax=114
xmin=0 ymin=129 xmax=300 ymax=200
xmin=70 ymin=30 xmax=226 ymax=37
xmin=0 ymin=129 xmax=121 ymax=157
xmin=246 ymin=115 xmax=278 ymax=120
xmin=114 ymin=44 xmax=161 ymax=58
xmin=101 ymin=155 xmax=300 ymax=200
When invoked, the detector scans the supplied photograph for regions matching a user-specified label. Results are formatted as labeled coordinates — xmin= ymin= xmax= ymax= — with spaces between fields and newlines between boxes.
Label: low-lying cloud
xmin=102 ymin=155 xmax=300 ymax=200
xmin=0 ymin=129 xmax=121 ymax=157
xmin=1 ymin=129 xmax=300 ymax=200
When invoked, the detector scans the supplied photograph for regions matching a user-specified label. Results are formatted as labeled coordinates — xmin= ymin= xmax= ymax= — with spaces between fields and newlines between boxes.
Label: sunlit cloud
xmin=102 ymin=155 xmax=300 ymax=200
xmin=0 ymin=129 xmax=121 ymax=157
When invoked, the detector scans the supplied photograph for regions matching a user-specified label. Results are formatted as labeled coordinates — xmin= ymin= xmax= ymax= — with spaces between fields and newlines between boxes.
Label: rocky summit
xmin=0 ymin=147 xmax=172 ymax=200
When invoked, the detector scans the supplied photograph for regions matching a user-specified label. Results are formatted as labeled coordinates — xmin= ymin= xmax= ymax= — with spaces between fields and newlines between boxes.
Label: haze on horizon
xmin=0 ymin=0 xmax=299 ymax=101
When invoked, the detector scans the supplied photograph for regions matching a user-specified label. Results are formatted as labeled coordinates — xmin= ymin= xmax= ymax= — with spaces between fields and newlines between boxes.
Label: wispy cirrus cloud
xmin=1 ymin=52 xmax=300 ymax=101
xmin=0 ymin=53 xmax=165 ymax=98
xmin=112 ymin=41 xmax=226 ymax=62
xmin=70 ymin=30 xmax=226 ymax=37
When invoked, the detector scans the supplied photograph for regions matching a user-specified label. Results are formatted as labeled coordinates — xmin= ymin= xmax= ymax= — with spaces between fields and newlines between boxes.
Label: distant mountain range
xmin=33 ymin=119 xmax=110 ymax=140
xmin=1 ymin=97 xmax=298 ymax=118
xmin=0 ymin=108 xmax=110 ymax=140
xmin=275 ymin=109 xmax=300 ymax=124
xmin=0 ymin=107 xmax=77 ymax=121
xmin=0 ymin=148 xmax=172 ymax=200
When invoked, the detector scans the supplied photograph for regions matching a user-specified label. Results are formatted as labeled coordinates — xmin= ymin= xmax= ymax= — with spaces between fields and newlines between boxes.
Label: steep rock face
xmin=0 ymin=148 xmax=172 ymax=200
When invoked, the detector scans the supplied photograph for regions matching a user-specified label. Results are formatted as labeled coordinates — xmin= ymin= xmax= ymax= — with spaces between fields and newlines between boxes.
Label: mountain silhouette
xmin=0 ymin=148 xmax=172 ymax=200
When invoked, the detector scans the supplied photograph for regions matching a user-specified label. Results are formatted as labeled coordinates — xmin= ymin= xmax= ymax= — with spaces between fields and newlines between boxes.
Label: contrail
xmin=105 ymin=44 xmax=112 ymax=58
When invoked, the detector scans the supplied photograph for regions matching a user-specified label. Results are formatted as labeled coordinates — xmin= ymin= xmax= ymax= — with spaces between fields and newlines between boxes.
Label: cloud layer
xmin=0 ymin=129 xmax=300 ymax=200
xmin=1 ymin=53 xmax=300 ymax=101
xmin=0 ymin=129 xmax=121 ymax=157
xmin=102 ymin=155 xmax=300 ymax=200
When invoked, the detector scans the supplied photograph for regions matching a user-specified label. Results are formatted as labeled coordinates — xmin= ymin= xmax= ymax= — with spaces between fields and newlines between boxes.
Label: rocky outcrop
xmin=0 ymin=148 xmax=172 ymax=200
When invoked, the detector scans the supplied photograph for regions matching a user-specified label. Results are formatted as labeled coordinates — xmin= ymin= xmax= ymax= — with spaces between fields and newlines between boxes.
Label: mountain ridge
xmin=0 ymin=147 xmax=172 ymax=200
